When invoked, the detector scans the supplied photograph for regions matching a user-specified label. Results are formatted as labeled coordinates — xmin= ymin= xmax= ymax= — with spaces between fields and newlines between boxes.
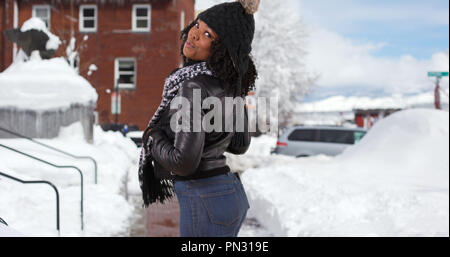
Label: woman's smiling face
xmin=183 ymin=19 xmax=218 ymax=61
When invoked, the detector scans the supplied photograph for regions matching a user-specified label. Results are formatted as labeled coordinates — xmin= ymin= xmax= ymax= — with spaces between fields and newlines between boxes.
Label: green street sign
xmin=428 ymin=71 xmax=449 ymax=78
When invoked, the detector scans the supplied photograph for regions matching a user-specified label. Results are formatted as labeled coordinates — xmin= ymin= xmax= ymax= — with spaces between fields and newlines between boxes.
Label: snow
xmin=0 ymin=122 xmax=140 ymax=236
xmin=297 ymin=90 xmax=450 ymax=112
xmin=66 ymin=37 xmax=77 ymax=61
xmin=125 ymin=131 xmax=143 ymax=139
xmin=0 ymin=55 xmax=98 ymax=111
xmin=2 ymin=108 xmax=447 ymax=236
xmin=20 ymin=17 xmax=61 ymax=51
xmin=0 ymin=223 xmax=23 ymax=237
xmin=238 ymin=109 xmax=449 ymax=236
xmin=87 ymin=64 xmax=98 ymax=76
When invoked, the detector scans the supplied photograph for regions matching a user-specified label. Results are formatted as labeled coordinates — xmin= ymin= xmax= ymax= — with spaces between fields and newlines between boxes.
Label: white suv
xmin=272 ymin=126 xmax=367 ymax=157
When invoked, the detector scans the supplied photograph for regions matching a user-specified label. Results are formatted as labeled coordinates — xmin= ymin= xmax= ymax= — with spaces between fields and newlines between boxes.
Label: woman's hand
xmin=143 ymin=128 xmax=152 ymax=140
xmin=143 ymin=127 xmax=158 ymax=150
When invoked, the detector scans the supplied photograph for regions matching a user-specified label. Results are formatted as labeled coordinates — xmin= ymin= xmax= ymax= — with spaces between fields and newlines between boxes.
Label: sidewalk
xmin=143 ymin=197 xmax=273 ymax=237
xmin=145 ymin=198 xmax=180 ymax=237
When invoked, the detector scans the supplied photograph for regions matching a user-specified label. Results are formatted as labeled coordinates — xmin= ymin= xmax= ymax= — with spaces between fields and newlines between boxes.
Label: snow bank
xmin=241 ymin=109 xmax=449 ymax=236
xmin=0 ymin=223 xmax=23 ymax=237
xmin=0 ymin=56 xmax=97 ymax=111
xmin=225 ymin=134 xmax=278 ymax=173
xmin=0 ymin=123 xmax=140 ymax=236
xmin=337 ymin=108 xmax=449 ymax=189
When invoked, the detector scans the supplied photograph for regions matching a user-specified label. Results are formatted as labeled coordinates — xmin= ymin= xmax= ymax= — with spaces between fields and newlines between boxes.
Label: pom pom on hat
xmin=237 ymin=0 xmax=260 ymax=15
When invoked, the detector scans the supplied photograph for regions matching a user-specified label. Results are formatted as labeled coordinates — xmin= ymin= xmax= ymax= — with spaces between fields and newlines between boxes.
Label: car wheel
xmin=296 ymin=155 xmax=309 ymax=158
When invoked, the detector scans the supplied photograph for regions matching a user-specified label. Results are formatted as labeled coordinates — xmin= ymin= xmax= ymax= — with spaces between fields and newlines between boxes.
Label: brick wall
xmin=0 ymin=2 xmax=3 ymax=71
xmin=2 ymin=0 xmax=195 ymax=130
xmin=1 ymin=0 xmax=15 ymax=71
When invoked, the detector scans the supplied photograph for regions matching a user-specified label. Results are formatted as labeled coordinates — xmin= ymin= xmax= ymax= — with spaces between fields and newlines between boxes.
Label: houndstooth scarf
xmin=139 ymin=62 xmax=213 ymax=207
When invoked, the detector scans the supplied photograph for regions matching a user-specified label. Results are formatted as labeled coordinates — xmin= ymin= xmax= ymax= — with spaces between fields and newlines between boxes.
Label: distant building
xmin=1 ymin=0 xmax=195 ymax=130
xmin=354 ymin=108 xmax=401 ymax=129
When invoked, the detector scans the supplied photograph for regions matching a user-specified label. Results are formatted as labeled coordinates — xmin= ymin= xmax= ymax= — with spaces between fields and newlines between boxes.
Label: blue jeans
xmin=173 ymin=172 xmax=250 ymax=237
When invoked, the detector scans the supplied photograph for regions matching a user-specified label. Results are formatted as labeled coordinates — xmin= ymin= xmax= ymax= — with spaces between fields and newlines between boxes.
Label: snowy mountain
xmin=297 ymin=88 xmax=450 ymax=112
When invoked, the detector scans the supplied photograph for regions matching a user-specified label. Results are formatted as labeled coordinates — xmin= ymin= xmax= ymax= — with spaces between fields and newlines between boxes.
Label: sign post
xmin=428 ymin=72 xmax=449 ymax=110
xmin=111 ymin=79 xmax=121 ymax=124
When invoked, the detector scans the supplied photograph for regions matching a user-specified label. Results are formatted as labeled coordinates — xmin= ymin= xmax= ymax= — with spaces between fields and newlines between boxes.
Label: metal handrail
xmin=0 ymin=171 xmax=60 ymax=235
xmin=0 ymin=217 xmax=8 ymax=226
xmin=0 ymin=126 xmax=98 ymax=184
xmin=0 ymin=143 xmax=84 ymax=231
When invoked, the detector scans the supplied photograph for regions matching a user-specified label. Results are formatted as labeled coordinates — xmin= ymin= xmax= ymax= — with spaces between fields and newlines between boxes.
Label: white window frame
xmin=32 ymin=5 xmax=51 ymax=29
xmin=132 ymin=4 xmax=151 ymax=32
xmin=180 ymin=10 xmax=185 ymax=31
xmin=79 ymin=5 xmax=97 ymax=32
xmin=115 ymin=58 xmax=137 ymax=90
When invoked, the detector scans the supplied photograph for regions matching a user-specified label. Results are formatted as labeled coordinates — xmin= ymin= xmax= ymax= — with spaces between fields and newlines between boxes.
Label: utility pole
xmin=112 ymin=78 xmax=121 ymax=127
xmin=434 ymin=78 xmax=441 ymax=110
xmin=115 ymin=79 xmax=119 ymax=125
xmin=428 ymin=72 xmax=449 ymax=110
xmin=70 ymin=0 xmax=74 ymax=38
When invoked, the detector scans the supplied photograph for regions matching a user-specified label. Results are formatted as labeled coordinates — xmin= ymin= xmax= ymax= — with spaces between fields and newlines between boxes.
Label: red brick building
xmin=1 ymin=0 xmax=195 ymax=130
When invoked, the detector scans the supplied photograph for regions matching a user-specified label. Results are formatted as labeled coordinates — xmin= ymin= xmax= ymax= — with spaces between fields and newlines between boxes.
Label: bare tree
xmin=252 ymin=0 xmax=317 ymax=131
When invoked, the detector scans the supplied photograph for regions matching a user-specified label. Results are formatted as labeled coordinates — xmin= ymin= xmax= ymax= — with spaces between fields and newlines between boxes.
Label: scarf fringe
xmin=140 ymin=158 xmax=175 ymax=208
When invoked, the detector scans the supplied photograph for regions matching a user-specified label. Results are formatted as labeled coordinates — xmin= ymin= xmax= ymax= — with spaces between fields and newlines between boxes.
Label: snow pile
xmin=240 ymin=109 xmax=449 ymax=236
xmin=20 ymin=17 xmax=61 ymax=50
xmin=338 ymin=109 xmax=449 ymax=188
xmin=0 ymin=223 xmax=23 ymax=237
xmin=0 ymin=122 xmax=140 ymax=236
xmin=0 ymin=55 xmax=98 ymax=111
xmin=225 ymin=134 xmax=278 ymax=173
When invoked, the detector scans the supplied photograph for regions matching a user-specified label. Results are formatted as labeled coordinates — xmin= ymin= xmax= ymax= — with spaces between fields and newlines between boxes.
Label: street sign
xmin=428 ymin=71 xmax=449 ymax=78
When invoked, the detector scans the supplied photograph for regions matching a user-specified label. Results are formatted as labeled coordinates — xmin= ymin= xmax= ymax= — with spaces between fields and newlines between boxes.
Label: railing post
xmin=0 ymin=171 xmax=60 ymax=234
xmin=0 ymin=127 xmax=98 ymax=184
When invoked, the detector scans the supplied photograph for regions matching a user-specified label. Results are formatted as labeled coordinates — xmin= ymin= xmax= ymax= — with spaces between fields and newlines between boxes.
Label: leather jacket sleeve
xmin=226 ymin=104 xmax=251 ymax=155
xmin=149 ymin=80 xmax=206 ymax=177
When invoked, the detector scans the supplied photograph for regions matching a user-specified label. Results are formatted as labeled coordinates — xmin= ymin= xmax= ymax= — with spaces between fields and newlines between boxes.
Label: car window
xmin=318 ymin=130 xmax=354 ymax=144
xmin=288 ymin=129 xmax=318 ymax=142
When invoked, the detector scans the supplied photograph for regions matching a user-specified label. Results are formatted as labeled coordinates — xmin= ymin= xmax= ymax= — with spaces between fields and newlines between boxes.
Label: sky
xmin=300 ymin=0 xmax=449 ymax=59
xmin=195 ymin=0 xmax=449 ymax=100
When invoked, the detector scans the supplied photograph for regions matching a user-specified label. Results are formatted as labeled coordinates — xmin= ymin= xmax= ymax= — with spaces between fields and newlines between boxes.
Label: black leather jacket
xmin=148 ymin=75 xmax=251 ymax=180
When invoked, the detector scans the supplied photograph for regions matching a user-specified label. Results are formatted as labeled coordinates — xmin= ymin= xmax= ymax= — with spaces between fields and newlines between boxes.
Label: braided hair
xmin=180 ymin=19 xmax=257 ymax=97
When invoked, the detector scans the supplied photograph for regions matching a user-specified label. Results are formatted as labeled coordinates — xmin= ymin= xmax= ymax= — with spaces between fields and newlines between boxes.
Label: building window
xmin=115 ymin=58 xmax=136 ymax=90
xmin=32 ymin=5 xmax=51 ymax=28
xmin=79 ymin=5 xmax=97 ymax=32
xmin=132 ymin=4 xmax=151 ymax=32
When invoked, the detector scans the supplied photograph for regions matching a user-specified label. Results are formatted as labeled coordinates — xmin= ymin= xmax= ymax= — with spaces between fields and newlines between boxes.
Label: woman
xmin=139 ymin=0 xmax=260 ymax=237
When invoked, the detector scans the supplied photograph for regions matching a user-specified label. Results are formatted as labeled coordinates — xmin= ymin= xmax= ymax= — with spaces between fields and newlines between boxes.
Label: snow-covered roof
xmin=0 ymin=53 xmax=98 ymax=111
xmin=296 ymin=91 xmax=450 ymax=112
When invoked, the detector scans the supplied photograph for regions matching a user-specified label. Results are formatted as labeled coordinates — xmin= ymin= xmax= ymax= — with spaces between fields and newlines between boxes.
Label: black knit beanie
xmin=197 ymin=0 xmax=260 ymax=97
